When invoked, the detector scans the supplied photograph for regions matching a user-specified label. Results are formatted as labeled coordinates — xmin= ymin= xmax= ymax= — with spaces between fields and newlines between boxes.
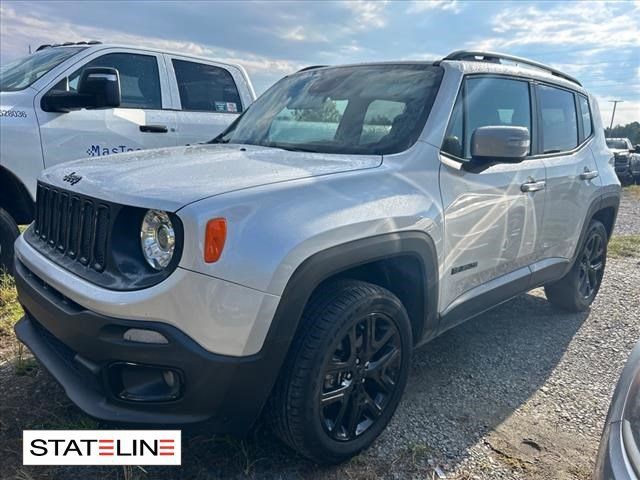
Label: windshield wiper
xmin=264 ymin=142 xmax=323 ymax=153
xmin=209 ymin=136 xmax=230 ymax=144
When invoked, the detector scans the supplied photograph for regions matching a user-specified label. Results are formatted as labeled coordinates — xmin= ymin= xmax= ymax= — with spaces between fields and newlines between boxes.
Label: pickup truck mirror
xmin=470 ymin=126 xmax=530 ymax=163
xmin=41 ymin=67 xmax=121 ymax=113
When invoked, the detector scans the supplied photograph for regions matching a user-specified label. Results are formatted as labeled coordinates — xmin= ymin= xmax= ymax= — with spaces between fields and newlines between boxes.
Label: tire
xmin=0 ymin=208 xmax=20 ymax=275
xmin=544 ymin=219 xmax=608 ymax=312
xmin=269 ymin=280 xmax=412 ymax=464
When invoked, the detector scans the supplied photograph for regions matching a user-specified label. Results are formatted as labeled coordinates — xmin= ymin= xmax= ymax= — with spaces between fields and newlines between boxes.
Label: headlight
xmin=140 ymin=210 xmax=176 ymax=270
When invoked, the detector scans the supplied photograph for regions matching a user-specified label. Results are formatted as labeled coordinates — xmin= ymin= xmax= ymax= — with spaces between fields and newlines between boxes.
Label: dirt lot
xmin=1 ymin=188 xmax=639 ymax=480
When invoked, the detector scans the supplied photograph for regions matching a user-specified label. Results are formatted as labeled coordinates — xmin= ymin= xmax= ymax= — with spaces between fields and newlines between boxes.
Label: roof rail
xmin=296 ymin=65 xmax=328 ymax=73
xmin=35 ymin=40 xmax=102 ymax=52
xmin=442 ymin=50 xmax=581 ymax=86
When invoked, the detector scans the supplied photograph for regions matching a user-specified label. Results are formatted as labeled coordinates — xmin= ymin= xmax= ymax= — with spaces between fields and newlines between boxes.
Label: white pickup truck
xmin=0 ymin=41 xmax=256 ymax=272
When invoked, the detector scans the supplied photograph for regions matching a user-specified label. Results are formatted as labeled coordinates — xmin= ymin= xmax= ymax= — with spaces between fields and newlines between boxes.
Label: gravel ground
xmin=615 ymin=189 xmax=640 ymax=235
xmin=1 ymin=191 xmax=639 ymax=480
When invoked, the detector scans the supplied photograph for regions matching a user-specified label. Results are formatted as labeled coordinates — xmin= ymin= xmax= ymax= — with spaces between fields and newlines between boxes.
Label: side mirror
xmin=635 ymin=145 xmax=640 ymax=154
xmin=471 ymin=126 xmax=530 ymax=163
xmin=41 ymin=67 xmax=121 ymax=113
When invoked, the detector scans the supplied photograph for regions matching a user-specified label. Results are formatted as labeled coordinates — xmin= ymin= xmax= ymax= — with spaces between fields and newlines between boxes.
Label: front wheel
xmin=269 ymin=280 xmax=412 ymax=464
xmin=544 ymin=219 xmax=608 ymax=312
xmin=0 ymin=208 xmax=20 ymax=275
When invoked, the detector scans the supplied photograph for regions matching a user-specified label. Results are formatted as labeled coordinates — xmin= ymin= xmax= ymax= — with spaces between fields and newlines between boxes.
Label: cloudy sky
xmin=1 ymin=0 xmax=638 ymax=124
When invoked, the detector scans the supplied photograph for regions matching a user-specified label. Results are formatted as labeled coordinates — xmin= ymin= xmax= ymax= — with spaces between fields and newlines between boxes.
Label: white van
xmin=0 ymin=42 xmax=256 ymax=271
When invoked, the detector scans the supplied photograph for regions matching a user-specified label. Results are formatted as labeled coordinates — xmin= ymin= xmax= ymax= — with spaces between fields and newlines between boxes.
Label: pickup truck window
xmin=216 ymin=64 xmax=443 ymax=155
xmin=606 ymin=139 xmax=630 ymax=150
xmin=172 ymin=59 xmax=243 ymax=113
xmin=66 ymin=53 xmax=162 ymax=109
xmin=0 ymin=47 xmax=85 ymax=92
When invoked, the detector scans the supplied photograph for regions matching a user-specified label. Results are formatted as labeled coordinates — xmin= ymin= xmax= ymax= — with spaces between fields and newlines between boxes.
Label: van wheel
xmin=270 ymin=280 xmax=412 ymax=464
xmin=544 ymin=219 xmax=608 ymax=312
xmin=0 ymin=208 xmax=20 ymax=275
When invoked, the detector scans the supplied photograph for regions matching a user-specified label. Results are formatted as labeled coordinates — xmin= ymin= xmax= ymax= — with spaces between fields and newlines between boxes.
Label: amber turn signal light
xmin=204 ymin=218 xmax=227 ymax=263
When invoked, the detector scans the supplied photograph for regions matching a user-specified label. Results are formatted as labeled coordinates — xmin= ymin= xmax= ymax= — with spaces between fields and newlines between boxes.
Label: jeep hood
xmin=40 ymin=144 xmax=382 ymax=211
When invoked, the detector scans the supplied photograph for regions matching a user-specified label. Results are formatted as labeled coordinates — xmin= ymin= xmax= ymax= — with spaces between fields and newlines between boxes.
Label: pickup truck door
xmin=35 ymin=49 xmax=178 ymax=167
xmin=438 ymin=76 xmax=546 ymax=330
xmin=164 ymin=55 xmax=249 ymax=145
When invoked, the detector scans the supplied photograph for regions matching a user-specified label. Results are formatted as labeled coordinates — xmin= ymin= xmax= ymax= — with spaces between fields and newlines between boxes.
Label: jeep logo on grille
xmin=62 ymin=172 xmax=82 ymax=186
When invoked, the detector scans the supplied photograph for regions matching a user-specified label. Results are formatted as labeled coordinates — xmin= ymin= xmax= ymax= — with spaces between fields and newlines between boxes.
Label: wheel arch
xmin=569 ymin=192 xmax=620 ymax=268
xmin=276 ymin=231 xmax=438 ymax=345
xmin=0 ymin=166 xmax=35 ymax=224
xmin=251 ymin=231 xmax=440 ymax=426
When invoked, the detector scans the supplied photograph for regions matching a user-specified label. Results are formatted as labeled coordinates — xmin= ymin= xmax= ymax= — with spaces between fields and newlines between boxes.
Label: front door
xmin=438 ymin=75 xmax=546 ymax=324
xmin=36 ymin=50 xmax=178 ymax=167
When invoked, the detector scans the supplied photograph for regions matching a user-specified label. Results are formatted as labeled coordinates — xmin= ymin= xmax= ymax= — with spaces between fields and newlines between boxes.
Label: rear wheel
xmin=270 ymin=280 xmax=412 ymax=464
xmin=0 ymin=208 xmax=19 ymax=275
xmin=544 ymin=219 xmax=607 ymax=312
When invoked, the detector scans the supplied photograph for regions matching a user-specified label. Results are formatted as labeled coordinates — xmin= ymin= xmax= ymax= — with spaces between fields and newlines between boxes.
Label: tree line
xmin=606 ymin=122 xmax=640 ymax=146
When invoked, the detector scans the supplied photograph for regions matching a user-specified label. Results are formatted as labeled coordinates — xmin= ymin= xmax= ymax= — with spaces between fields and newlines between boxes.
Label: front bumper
xmin=14 ymin=258 xmax=279 ymax=433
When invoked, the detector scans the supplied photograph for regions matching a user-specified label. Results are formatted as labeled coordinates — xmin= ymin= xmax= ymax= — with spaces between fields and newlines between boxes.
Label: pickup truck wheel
xmin=270 ymin=280 xmax=412 ymax=464
xmin=0 ymin=208 xmax=20 ymax=275
xmin=544 ymin=219 xmax=607 ymax=312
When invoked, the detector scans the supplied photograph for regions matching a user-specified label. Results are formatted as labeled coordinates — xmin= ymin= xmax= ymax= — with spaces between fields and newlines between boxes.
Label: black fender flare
xmin=0 ymin=166 xmax=35 ymax=224
xmin=249 ymin=231 xmax=440 ymax=420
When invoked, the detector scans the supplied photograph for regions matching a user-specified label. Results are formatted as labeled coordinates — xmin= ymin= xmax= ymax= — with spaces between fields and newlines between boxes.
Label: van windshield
xmin=0 ymin=47 xmax=85 ymax=92
xmin=214 ymin=64 xmax=443 ymax=155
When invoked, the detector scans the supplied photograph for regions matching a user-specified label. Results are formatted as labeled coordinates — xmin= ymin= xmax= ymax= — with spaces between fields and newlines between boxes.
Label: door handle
xmin=580 ymin=168 xmax=599 ymax=181
xmin=521 ymin=180 xmax=546 ymax=192
xmin=139 ymin=124 xmax=168 ymax=133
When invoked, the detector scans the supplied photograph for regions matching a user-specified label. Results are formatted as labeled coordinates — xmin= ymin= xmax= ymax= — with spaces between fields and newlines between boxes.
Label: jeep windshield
xmin=606 ymin=139 xmax=629 ymax=150
xmin=214 ymin=64 xmax=443 ymax=155
xmin=0 ymin=47 xmax=86 ymax=92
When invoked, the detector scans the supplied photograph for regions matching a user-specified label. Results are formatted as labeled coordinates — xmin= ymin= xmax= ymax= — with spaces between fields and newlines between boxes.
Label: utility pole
xmin=608 ymin=100 xmax=624 ymax=135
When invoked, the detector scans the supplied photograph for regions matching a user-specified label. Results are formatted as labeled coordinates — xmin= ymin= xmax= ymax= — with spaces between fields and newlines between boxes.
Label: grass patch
xmin=623 ymin=185 xmax=640 ymax=199
xmin=0 ymin=272 xmax=22 ymax=337
xmin=609 ymin=235 xmax=640 ymax=258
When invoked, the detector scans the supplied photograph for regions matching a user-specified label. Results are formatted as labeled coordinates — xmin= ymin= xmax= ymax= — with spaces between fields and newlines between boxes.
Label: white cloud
xmin=0 ymin=5 xmax=299 ymax=79
xmin=343 ymin=0 xmax=388 ymax=29
xmin=406 ymin=0 xmax=462 ymax=14
xmin=474 ymin=1 xmax=640 ymax=50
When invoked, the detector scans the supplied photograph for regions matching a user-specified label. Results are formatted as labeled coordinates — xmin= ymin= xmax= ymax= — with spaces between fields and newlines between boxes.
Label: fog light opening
xmin=109 ymin=363 xmax=182 ymax=402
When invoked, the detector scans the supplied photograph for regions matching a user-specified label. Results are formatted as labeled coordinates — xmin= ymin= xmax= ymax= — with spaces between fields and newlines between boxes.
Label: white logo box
xmin=23 ymin=430 xmax=181 ymax=466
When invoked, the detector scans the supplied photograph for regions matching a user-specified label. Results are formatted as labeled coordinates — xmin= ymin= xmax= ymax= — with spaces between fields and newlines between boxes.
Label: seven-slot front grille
xmin=33 ymin=183 xmax=111 ymax=272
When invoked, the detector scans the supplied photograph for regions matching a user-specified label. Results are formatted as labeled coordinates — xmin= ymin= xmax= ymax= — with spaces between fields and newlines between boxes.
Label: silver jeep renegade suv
xmin=14 ymin=51 xmax=620 ymax=463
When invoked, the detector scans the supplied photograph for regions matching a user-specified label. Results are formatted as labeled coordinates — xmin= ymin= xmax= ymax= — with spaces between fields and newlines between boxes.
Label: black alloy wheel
xmin=320 ymin=312 xmax=402 ymax=441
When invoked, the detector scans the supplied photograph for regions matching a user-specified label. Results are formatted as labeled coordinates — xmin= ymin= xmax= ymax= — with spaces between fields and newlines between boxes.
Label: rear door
xmin=536 ymin=84 xmax=601 ymax=260
xmin=438 ymin=75 xmax=546 ymax=322
xmin=165 ymin=56 xmax=247 ymax=145
xmin=36 ymin=49 xmax=178 ymax=167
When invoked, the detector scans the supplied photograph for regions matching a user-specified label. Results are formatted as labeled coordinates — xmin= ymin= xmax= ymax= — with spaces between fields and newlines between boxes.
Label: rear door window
xmin=538 ymin=85 xmax=578 ymax=153
xmin=172 ymin=59 xmax=242 ymax=113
